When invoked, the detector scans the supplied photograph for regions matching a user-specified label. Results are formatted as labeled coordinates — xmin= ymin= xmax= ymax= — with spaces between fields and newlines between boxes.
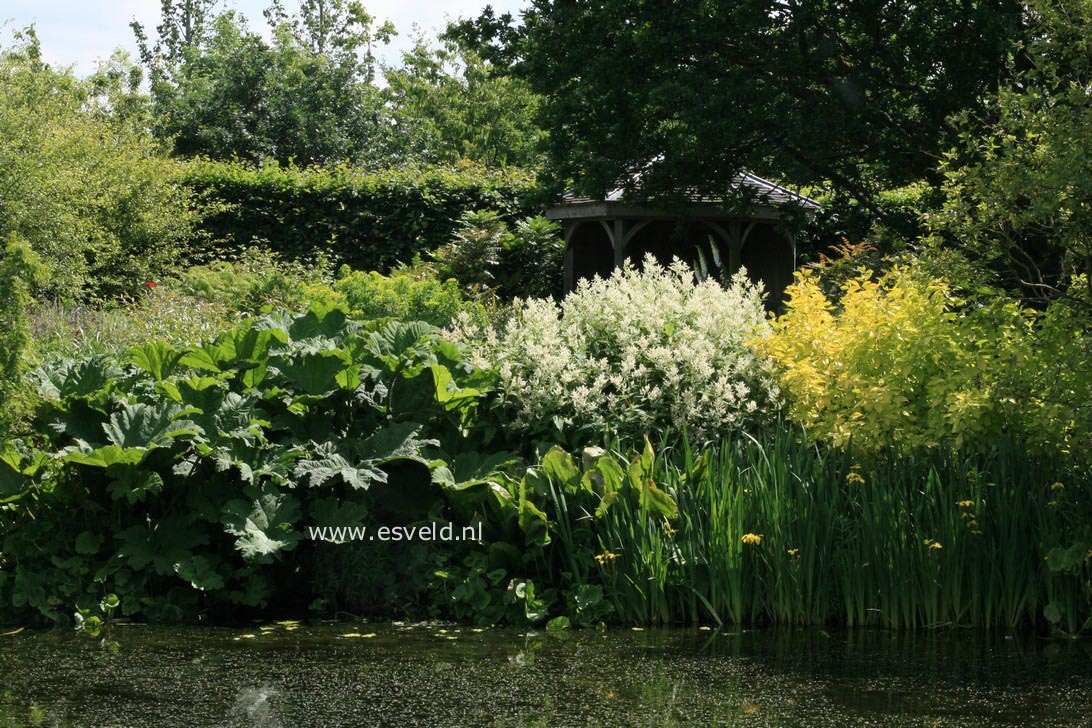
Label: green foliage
xmin=0 ymin=236 xmax=47 ymax=421
xmin=0 ymin=236 xmax=48 ymax=436
xmin=0 ymin=31 xmax=201 ymax=301
xmin=432 ymin=211 xmax=507 ymax=293
xmin=135 ymin=2 xmax=397 ymax=164
xmin=498 ymin=215 xmax=565 ymax=300
xmin=0 ymin=308 xmax=500 ymax=624
xmin=532 ymin=432 xmax=1092 ymax=630
xmin=433 ymin=211 xmax=564 ymax=300
xmin=334 ymin=258 xmax=488 ymax=328
xmin=178 ymin=247 xmax=340 ymax=314
xmin=801 ymin=182 xmax=942 ymax=266
xmin=181 ymin=160 xmax=539 ymax=273
xmin=511 ymin=0 xmax=1023 ymax=213
xmin=928 ymin=0 xmax=1092 ymax=306
xmin=385 ymin=38 xmax=547 ymax=168
xmin=763 ymin=267 xmax=1091 ymax=453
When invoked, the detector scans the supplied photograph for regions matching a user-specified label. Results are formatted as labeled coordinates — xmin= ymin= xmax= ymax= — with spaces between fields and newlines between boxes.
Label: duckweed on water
xmin=1 ymin=625 xmax=1090 ymax=727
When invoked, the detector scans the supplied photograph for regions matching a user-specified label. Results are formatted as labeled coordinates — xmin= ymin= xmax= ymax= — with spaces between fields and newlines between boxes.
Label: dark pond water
xmin=0 ymin=623 xmax=1089 ymax=727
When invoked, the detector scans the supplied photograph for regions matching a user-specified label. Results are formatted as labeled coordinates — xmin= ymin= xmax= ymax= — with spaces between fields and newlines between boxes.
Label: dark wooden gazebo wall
xmin=549 ymin=204 xmax=799 ymax=308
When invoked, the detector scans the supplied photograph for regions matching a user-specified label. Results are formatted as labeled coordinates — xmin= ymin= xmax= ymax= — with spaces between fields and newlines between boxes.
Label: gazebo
xmin=546 ymin=172 xmax=821 ymax=307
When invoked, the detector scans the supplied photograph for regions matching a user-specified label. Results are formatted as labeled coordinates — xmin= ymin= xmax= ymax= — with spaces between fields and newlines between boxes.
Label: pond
xmin=1 ymin=624 xmax=1089 ymax=726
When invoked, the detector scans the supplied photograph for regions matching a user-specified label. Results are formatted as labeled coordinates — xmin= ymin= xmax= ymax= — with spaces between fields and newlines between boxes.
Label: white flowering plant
xmin=450 ymin=257 xmax=781 ymax=444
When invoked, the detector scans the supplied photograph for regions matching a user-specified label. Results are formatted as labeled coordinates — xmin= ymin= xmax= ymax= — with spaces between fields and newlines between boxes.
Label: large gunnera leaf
xmin=222 ymin=485 xmax=302 ymax=563
xmin=102 ymin=401 xmax=199 ymax=449
xmin=117 ymin=515 xmax=210 ymax=575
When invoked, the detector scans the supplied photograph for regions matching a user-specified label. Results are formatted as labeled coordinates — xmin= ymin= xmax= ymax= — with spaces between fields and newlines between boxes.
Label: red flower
xmin=144 ymin=281 xmax=157 ymax=289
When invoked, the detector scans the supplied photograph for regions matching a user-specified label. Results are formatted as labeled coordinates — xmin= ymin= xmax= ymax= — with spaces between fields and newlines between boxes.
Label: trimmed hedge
xmin=182 ymin=160 xmax=541 ymax=272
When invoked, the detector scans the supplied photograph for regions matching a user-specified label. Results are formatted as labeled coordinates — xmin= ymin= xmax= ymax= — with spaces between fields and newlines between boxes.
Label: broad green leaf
xmin=129 ymin=341 xmax=185 ymax=381
xmin=293 ymin=451 xmax=387 ymax=490
xmin=358 ymin=423 xmax=436 ymax=462
xmin=309 ymin=498 xmax=370 ymax=542
xmin=278 ymin=351 xmax=351 ymax=395
xmin=431 ymin=451 xmax=519 ymax=490
xmin=201 ymin=326 xmax=284 ymax=370
xmin=222 ymin=485 xmax=302 ymax=563
xmin=540 ymin=447 xmax=581 ymax=490
xmin=105 ymin=466 xmax=164 ymax=504
xmin=175 ymin=556 xmax=226 ymax=591
xmin=62 ymin=445 xmax=148 ymax=468
xmin=335 ymin=363 xmax=361 ymax=390
xmin=1044 ymin=601 xmax=1063 ymax=625
xmin=0 ymin=445 xmax=45 ymax=501
xmin=594 ymin=491 xmax=621 ymax=519
xmin=178 ymin=346 xmax=224 ymax=373
xmin=431 ymin=363 xmax=482 ymax=408
xmin=1045 ymin=542 xmax=1090 ymax=574
xmin=582 ymin=453 xmax=625 ymax=496
xmin=287 ymin=306 xmax=349 ymax=341
xmin=518 ymin=473 xmax=551 ymax=547
xmin=547 ymin=616 xmax=571 ymax=633
xmin=74 ymin=531 xmax=102 ymax=555
xmin=639 ymin=481 xmax=679 ymax=520
xmin=102 ymin=402 xmax=198 ymax=449
xmin=117 ymin=515 xmax=210 ymax=575
xmin=34 ymin=357 xmax=119 ymax=403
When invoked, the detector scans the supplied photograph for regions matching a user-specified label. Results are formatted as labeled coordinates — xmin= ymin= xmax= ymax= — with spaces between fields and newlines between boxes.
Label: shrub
xmin=0 ymin=308 xmax=500 ymax=624
xmin=334 ymin=258 xmax=489 ymax=328
xmin=432 ymin=211 xmax=506 ymax=294
xmin=0 ymin=235 xmax=47 ymax=432
xmin=456 ymin=258 xmax=780 ymax=445
xmin=497 ymin=215 xmax=564 ymax=300
xmin=178 ymin=247 xmax=341 ymax=315
xmin=761 ymin=266 xmax=1089 ymax=452
xmin=0 ymin=34 xmax=201 ymax=301
xmin=181 ymin=160 xmax=540 ymax=272
xmin=433 ymin=212 xmax=564 ymax=300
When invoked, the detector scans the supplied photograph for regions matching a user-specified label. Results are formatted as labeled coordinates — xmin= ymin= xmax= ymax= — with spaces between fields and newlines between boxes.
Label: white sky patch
xmin=2 ymin=0 xmax=526 ymax=75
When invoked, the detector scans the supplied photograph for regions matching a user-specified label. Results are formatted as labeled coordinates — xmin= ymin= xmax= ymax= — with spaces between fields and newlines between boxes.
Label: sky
xmin=0 ymin=0 xmax=526 ymax=75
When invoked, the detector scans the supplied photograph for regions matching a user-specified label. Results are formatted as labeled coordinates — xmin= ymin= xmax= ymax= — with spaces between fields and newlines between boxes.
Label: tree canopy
xmin=384 ymin=38 xmax=546 ymax=168
xmin=0 ymin=30 xmax=199 ymax=299
xmin=463 ymin=0 xmax=1026 ymax=215
xmin=133 ymin=0 xmax=398 ymax=165
xmin=929 ymin=0 xmax=1092 ymax=307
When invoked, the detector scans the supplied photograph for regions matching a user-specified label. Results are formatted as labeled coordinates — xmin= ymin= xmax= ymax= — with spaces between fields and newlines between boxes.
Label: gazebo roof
xmin=547 ymin=167 xmax=821 ymax=221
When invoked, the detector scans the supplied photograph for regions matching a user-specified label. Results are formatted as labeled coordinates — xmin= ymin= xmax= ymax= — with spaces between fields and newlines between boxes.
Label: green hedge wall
xmin=182 ymin=161 xmax=542 ymax=272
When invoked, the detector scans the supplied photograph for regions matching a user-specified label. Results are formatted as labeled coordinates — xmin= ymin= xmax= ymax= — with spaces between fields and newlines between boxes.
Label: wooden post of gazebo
xmin=547 ymin=172 xmax=820 ymax=308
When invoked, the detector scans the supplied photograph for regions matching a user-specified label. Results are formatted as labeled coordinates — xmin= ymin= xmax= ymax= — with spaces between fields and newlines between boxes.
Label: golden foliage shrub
xmin=760 ymin=267 xmax=1087 ymax=452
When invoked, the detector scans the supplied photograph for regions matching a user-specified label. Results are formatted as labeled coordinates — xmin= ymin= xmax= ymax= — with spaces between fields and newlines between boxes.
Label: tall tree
xmin=476 ymin=1 xmax=1027 ymax=215
xmin=385 ymin=38 xmax=546 ymax=168
xmin=132 ymin=0 xmax=221 ymax=68
xmin=265 ymin=0 xmax=393 ymax=75
xmin=135 ymin=2 xmax=397 ymax=165
xmin=0 ymin=30 xmax=200 ymax=300
xmin=930 ymin=0 xmax=1092 ymax=307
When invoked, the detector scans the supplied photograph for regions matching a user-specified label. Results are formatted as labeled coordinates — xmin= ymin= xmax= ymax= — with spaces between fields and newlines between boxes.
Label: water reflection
xmin=231 ymin=686 xmax=282 ymax=728
xmin=0 ymin=625 xmax=1089 ymax=726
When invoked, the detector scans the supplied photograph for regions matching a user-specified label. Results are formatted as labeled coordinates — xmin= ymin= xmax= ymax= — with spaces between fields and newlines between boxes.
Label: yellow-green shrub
xmin=178 ymin=248 xmax=341 ymax=314
xmin=761 ymin=267 xmax=1042 ymax=451
xmin=334 ymin=259 xmax=490 ymax=328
